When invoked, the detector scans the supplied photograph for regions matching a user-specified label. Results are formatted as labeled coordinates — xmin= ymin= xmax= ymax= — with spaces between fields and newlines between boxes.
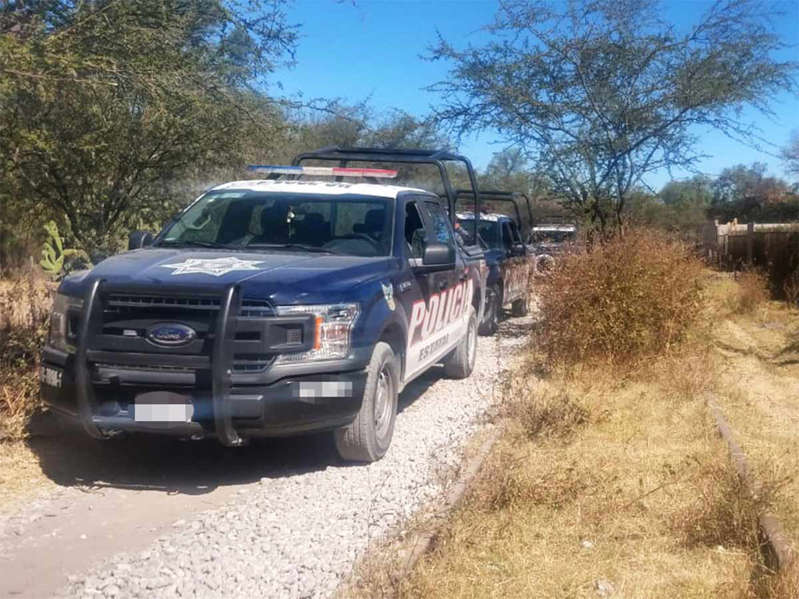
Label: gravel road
xmin=0 ymin=316 xmax=529 ymax=598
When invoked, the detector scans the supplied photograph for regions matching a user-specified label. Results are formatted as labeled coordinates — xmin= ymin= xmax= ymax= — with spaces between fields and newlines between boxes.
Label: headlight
xmin=48 ymin=293 xmax=83 ymax=353
xmin=274 ymin=303 xmax=359 ymax=363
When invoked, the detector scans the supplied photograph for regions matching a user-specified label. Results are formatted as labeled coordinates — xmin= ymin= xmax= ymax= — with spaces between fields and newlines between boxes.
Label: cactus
xmin=40 ymin=221 xmax=84 ymax=278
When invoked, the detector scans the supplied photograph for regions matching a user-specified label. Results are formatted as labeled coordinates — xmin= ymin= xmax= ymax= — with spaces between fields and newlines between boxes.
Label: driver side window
xmin=508 ymin=221 xmax=522 ymax=245
xmin=404 ymin=201 xmax=426 ymax=259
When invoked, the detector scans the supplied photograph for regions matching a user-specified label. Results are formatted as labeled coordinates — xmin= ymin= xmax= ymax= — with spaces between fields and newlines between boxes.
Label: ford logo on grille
xmin=146 ymin=323 xmax=197 ymax=347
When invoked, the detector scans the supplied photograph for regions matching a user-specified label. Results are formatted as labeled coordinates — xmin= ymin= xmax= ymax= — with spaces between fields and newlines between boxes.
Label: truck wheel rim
xmin=374 ymin=366 xmax=392 ymax=438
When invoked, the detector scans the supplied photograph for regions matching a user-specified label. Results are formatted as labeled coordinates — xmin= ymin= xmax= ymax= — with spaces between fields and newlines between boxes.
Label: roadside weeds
xmin=350 ymin=269 xmax=797 ymax=598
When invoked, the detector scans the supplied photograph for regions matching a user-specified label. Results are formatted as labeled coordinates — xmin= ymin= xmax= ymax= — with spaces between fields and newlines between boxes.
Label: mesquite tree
xmin=0 ymin=0 xmax=297 ymax=255
xmin=429 ymin=0 xmax=797 ymax=233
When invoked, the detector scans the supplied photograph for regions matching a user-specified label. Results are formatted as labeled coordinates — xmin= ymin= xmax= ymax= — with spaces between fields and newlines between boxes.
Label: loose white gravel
xmin=61 ymin=319 xmax=528 ymax=598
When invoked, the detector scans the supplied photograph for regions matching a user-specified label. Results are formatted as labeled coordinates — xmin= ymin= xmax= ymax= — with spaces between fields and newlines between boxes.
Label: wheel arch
xmin=377 ymin=321 xmax=406 ymax=382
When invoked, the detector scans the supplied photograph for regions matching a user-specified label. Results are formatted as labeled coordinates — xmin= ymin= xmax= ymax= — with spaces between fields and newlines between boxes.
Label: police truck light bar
xmin=247 ymin=165 xmax=398 ymax=179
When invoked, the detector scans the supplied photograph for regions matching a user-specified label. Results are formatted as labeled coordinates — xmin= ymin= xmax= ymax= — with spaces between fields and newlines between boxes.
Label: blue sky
xmin=270 ymin=0 xmax=799 ymax=189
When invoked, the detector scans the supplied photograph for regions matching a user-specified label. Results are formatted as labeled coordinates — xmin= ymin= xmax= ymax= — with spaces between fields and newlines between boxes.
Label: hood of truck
xmin=60 ymin=249 xmax=398 ymax=305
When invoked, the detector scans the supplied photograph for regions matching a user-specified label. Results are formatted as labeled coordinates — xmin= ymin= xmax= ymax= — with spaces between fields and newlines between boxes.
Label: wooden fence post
xmin=747 ymin=222 xmax=754 ymax=266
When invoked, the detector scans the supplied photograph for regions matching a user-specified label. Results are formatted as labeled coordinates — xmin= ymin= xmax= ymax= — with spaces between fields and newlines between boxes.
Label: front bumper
xmin=41 ymin=361 xmax=367 ymax=438
xmin=40 ymin=281 xmax=369 ymax=443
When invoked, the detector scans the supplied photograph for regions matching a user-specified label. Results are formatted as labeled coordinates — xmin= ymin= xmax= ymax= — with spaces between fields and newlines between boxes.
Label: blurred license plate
xmin=134 ymin=403 xmax=194 ymax=422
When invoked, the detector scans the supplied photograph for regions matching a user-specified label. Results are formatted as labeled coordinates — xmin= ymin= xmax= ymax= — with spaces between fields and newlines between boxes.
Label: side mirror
xmin=128 ymin=230 xmax=154 ymax=250
xmin=420 ymin=242 xmax=455 ymax=270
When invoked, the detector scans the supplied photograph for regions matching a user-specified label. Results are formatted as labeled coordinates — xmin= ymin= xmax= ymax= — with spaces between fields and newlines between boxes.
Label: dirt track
xmin=0 ymin=316 xmax=530 ymax=598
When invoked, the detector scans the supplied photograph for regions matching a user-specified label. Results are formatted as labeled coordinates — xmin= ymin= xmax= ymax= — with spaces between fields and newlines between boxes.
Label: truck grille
xmin=95 ymin=293 xmax=274 ymax=375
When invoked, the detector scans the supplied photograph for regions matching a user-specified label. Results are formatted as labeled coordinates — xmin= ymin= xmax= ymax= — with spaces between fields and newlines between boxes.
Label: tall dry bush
xmin=537 ymin=229 xmax=704 ymax=368
xmin=729 ymin=269 xmax=770 ymax=315
xmin=0 ymin=275 xmax=54 ymax=440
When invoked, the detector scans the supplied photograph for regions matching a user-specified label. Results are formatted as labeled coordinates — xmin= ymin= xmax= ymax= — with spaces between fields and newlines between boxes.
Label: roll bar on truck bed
xmin=456 ymin=189 xmax=535 ymax=241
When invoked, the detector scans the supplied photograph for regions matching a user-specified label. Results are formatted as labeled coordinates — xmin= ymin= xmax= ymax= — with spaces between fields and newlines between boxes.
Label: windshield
xmin=457 ymin=218 xmax=501 ymax=250
xmin=532 ymin=229 xmax=576 ymax=244
xmin=159 ymin=190 xmax=393 ymax=257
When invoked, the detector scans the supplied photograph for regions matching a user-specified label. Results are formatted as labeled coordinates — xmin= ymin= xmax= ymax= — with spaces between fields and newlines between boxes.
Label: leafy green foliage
xmin=708 ymin=163 xmax=799 ymax=222
xmin=0 ymin=0 xmax=297 ymax=256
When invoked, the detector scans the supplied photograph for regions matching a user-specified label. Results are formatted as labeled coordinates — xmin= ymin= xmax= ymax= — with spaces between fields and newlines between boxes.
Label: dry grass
xmin=0 ymin=275 xmax=53 ymax=441
xmin=727 ymin=270 xmax=770 ymax=316
xmin=537 ymin=229 xmax=704 ymax=368
xmin=394 ymin=367 xmax=767 ymax=599
xmin=348 ymin=268 xmax=797 ymax=599
xmin=781 ymin=268 xmax=799 ymax=308
xmin=706 ymin=275 xmax=799 ymax=569
xmin=498 ymin=365 xmax=589 ymax=443
xmin=674 ymin=461 xmax=768 ymax=552
xmin=0 ymin=275 xmax=56 ymax=511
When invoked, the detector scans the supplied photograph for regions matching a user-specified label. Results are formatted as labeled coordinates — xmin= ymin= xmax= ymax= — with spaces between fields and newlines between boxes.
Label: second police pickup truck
xmin=39 ymin=148 xmax=487 ymax=462
xmin=457 ymin=190 xmax=535 ymax=335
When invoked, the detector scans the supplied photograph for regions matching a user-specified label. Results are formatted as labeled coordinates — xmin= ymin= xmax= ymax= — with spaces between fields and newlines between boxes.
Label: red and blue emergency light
xmin=247 ymin=165 xmax=398 ymax=179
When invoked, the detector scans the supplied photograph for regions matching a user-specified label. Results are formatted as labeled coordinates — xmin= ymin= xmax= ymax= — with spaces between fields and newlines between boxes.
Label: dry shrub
xmin=537 ymin=229 xmax=704 ymax=368
xmin=501 ymin=388 xmax=588 ymax=442
xmin=671 ymin=460 xmax=793 ymax=597
xmin=470 ymin=446 xmax=593 ymax=513
xmin=728 ymin=269 xmax=770 ymax=315
xmin=769 ymin=565 xmax=799 ymax=599
xmin=0 ymin=275 xmax=54 ymax=440
xmin=674 ymin=461 xmax=768 ymax=551
xmin=0 ymin=276 xmax=53 ymax=363
xmin=782 ymin=268 xmax=799 ymax=309
xmin=648 ymin=340 xmax=715 ymax=401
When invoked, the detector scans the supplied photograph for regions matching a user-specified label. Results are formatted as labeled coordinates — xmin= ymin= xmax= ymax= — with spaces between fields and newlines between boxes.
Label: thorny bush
xmin=536 ymin=229 xmax=704 ymax=368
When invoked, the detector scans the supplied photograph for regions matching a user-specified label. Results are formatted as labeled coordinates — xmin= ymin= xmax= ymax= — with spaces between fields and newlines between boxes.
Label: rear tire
xmin=444 ymin=306 xmax=478 ymax=379
xmin=511 ymin=296 xmax=529 ymax=317
xmin=478 ymin=286 xmax=500 ymax=336
xmin=334 ymin=342 xmax=398 ymax=462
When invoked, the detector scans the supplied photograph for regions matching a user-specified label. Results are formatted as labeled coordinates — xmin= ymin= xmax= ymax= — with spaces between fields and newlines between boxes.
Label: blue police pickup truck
xmin=456 ymin=190 xmax=534 ymax=335
xmin=39 ymin=148 xmax=487 ymax=462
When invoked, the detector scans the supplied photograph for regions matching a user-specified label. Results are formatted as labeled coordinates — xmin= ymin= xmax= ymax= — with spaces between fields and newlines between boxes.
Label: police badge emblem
xmin=161 ymin=256 xmax=264 ymax=277
xmin=381 ymin=282 xmax=395 ymax=311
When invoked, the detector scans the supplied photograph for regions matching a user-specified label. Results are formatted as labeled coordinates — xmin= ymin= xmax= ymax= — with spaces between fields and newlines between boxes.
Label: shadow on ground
xmin=25 ymin=372 xmax=440 ymax=496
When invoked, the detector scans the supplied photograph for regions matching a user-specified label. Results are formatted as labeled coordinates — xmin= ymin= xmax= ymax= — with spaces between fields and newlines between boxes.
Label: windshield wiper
xmin=157 ymin=240 xmax=238 ymax=249
xmin=245 ymin=243 xmax=339 ymax=254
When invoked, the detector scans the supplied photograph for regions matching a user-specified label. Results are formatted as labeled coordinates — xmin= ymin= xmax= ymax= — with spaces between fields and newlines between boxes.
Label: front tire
xmin=512 ymin=296 xmax=529 ymax=317
xmin=444 ymin=305 xmax=478 ymax=379
xmin=334 ymin=342 xmax=398 ymax=462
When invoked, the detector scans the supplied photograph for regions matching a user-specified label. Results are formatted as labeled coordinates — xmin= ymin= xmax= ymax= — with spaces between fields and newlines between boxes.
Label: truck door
xmin=399 ymin=197 xmax=469 ymax=379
